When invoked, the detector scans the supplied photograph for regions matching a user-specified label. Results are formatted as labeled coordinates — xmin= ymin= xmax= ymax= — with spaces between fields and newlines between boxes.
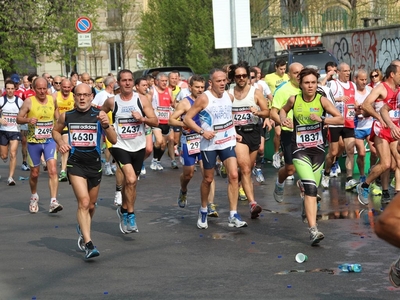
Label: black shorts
xmin=153 ymin=124 xmax=170 ymax=135
xmin=328 ymin=127 xmax=354 ymax=143
xmin=280 ymin=130 xmax=293 ymax=165
xmin=236 ymin=125 xmax=261 ymax=152
xmin=172 ymin=126 xmax=181 ymax=133
xmin=0 ymin=131 xmax=21 ymax=146
xmin=109 ymin=147 xmax=145 ymax=176
xmin=67 ymin=161 xmax=102 ymax=190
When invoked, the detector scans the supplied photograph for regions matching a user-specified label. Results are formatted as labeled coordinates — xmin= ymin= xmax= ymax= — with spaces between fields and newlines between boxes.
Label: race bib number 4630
xmin=69 ymin=123 xmax=97 ymax=147
xmin=35 ymin=121 xmax=53 ymax=139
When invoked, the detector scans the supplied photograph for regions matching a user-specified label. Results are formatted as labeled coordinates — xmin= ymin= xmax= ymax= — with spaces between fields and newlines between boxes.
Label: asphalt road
xmin=1 ymin=152 xmax=400 ymax=300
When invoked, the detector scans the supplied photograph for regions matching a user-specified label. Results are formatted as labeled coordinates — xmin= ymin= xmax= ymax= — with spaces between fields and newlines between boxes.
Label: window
xmin=109 ymin=42 xmax=123 ymax=72
xmin=107 ymin=4 xmax=122 ymax=27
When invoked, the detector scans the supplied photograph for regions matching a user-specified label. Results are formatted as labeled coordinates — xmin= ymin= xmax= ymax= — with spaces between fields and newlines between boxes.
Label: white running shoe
xmin=321 ymin=175 xmax=330 ymax=189
xmin=141 ymin=164 xmax=146 ymax=175
xmin=197 ymin=210 xmax=208 ymax=229
xmin=111 ymin=164 xmax=117 ymax=173
xmin=345 ymin=178 xmax=358 ymax=191
xmin=114 ymin=191 xmax=122 ymax=206
xmin=49 ymin=199 xmax=63 ymax=213
xmin=272 ymin=152 xmax=281 ymax=169
xmin=104 ymin=162 xmax=114 ymax=176
xmin=156 ymin=161 xmax=164 ymax=171
xmin=29 ymin=195 xmax=39 ymax=213
xmin=228 ymin=213 xmax=248 ymax=228
xmin=150 ymin=159 xmax=158 ymax=170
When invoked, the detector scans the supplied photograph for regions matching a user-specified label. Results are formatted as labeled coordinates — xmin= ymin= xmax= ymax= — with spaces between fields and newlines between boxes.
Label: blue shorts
xmin=201 ymin=146 xmax=236 ymax=170
xmin=0 ymin=131 xmax=21 ymax=146
xmin=355 ymin=128 xmax=371 ymax=140
xmin=27 ymin=140 xmax=57 ymax=167
xmin=181 ymin=142 xmax=202 ymax=166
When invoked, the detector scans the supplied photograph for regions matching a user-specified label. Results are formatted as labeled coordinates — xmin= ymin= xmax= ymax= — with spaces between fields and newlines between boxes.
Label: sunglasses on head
xmin=371 ymin=74 xmax=379 ymax=78
xmin=235 ymin=74 xmax=248 ymax=79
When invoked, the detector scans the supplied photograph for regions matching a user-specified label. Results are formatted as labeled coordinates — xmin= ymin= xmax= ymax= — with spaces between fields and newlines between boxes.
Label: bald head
xmin=33 ymin=77 xmax=47 ymax=89
xmin=75 ymin=83 xmax=91 ymax=94
xmin=288 ymin=63 xmax=304 ymax=86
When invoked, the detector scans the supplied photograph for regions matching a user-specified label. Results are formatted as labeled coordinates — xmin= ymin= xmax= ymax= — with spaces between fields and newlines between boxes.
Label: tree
xmin=136 ymin=0 xmax=230 ymax=74
xmin=0 ymin=0 xmax=102 ymax=76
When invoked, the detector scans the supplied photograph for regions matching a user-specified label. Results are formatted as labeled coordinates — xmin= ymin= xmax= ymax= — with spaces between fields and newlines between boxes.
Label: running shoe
xmin=382 ymin=191 xmax=391 ymax=204
xmin=104 ymin=162 xmax=114 ymax=176
xmin=207 ymin=203 xmax=219 ymax=217
xmin=171 ymin=160 xmax=179 ymax=169
xmin=260 ymin=157 xmax=266 ymax=164
xmin=177 ymin=190 xmax=187 ymax=208
xmin=321 ymin=175 xmax=330 ymax=189
xmin=84 ymin=245 xmax=100 ymax=259
xmin=114 ymin=191 xmax=122 ymax=206
xmin=336 ymin=163 xmax=341 ymax=174
xmin=156 ymin=161 xmax=164 ymax=171
xmin=252 ymin=167 xmax=265 ymax=183
xmin=228 ymin=213 xmax=248 ymax=228
xmin=76 ymin=224 xmax=85 ymax=252
xmin=117 ymin=207 xmax=130 ymax=234
xmin=49 ymin=199 xmax=63 ymax=213
xmin=329 ymin=163 xmax=338 ymax=178
xmin=127 ymin=214 xmax=139 ymax=233
xmin=345 ymin=178 xmax=358 ymax=191
xmin=272 ymin=152 xmax=281 ymax=169
xmin=140 ymin=163 xmax=146 ymax=175
xmin=360 ymin=175 xmax=366 ymax=183
xmin=371 ymin=182 xmax=382 ymax=196
xmin=29 ymin=195 xmax=39 ymax=213
xmin=273 ymin=182 xmax=284 ymax=203
xmin=286 ymin=175 xmax=294 ymax=180
xmin=197 ymin=210 xmax=208 ymax=229
xmin=389 ymin=256 xmax=400 ymax=288
xmin=150 ymin=159 xmax=158 ymax=170
xmin=215 ymin=162 xmax=222 ymax=176
xmin=111 ymin=164 xmax=117 ymax=173
xmin=250 ymin=203 xmax=262 ymax=219
xmin=220 ymin=165 xmax=227 ymax=178
xmin=7 ymin=177 xmax=16 ymax=186
xmin=356 ymin=183 xmax=369 ymax=205
xmin=21 ymin=161 xmax=30 ymax=171
xmin=58 ymin=170 xmax=68 ymax=182
xmin=309 ymin=226 xmax=324 ymax=246
xmin=238 ymin=187 xmax=247 ymax=201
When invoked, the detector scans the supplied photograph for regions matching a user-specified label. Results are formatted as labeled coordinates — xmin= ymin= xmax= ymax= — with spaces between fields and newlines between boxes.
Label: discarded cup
xmin=295 ymin=253 xmax=308 ymax=263
xmin=19 ymin=176 xmax=29 ymax=181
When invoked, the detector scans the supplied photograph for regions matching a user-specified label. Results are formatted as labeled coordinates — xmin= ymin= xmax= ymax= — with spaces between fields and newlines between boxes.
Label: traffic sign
xmin=78 ymin=33 xmax=92 ymax=48
xmin=75 ymin=17 xmax=92 ymax=33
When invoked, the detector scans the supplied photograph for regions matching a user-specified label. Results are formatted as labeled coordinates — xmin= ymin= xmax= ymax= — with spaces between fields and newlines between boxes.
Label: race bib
xmin=389 ymin=109 xmax=400 ymax=124
xmin=35 ymin=121 xmax=53 ymax=139
xmin=69 ymin=123 xmax=97 ymax=147
xmin=345 ymin=104 xmax=355 ymax=119
xmin=213 ymin=120 xmax=235 ymax=145
xmin=232 ymin=107 xmax=252 ymax=126
xmin=295 ymin=123 xmax=323 ymax=148
xmin=117 ymin=118 xmax=142 ymax=139
xmin=2 ymin=112 xmax=17 ymax=126
xmin=186 ymin=133 xmax=200 ymax=155
xmin=156 ymin=106 xmax=170 ymax=122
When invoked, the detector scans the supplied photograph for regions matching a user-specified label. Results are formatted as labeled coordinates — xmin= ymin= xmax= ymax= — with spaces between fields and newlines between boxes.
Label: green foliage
xmin=137 ymin=0 xmax=229 ymax=74
xmin=0 ymin=0 xmax=102 ymax=74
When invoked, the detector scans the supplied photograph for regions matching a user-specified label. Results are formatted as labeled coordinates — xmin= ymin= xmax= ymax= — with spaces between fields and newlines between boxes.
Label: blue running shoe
xmin=84 ymin=246 xmax=100 ymax=259
xmin=76 ymin=224 xmax=85 ymax=252
xmin=127 ymin=213 xmax=138 ymax=233
xmin=356 ymin=183 xmax=369 ymax=205
xmin=117 ymin=207 xmax=131 ymax=233
xmin=360 ymin=175 xmax=366 ymax=183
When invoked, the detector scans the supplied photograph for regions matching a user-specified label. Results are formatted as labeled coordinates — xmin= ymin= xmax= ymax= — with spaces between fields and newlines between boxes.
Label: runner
xmin=52 ymin=83 xmax=117 ymax=259
xmin=279 ymin=68 xmax=343 ymax=245
xmin=184 ymin=68 xmax=247 ymax=229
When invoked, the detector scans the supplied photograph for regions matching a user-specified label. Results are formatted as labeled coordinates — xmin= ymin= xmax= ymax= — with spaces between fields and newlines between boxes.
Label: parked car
xmin=133 ymin=66 xmax=194 ymax=81
xmin=258 ymin=45 xmax=339 ymax=78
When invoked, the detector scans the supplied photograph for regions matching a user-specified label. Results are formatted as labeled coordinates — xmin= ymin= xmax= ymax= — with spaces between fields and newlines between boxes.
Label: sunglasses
xmin=235 ymin=74 xmax=248 ymax=79
xmin=250 ymin=76 xmax=256 ymax=79
xmin=371 ymin=74 xmax=379 ymax=78
xmin=54 ymin=82 xmax=62 ymax=84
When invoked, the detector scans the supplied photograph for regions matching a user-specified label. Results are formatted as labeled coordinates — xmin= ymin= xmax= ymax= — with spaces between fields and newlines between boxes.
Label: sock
xmin=31 ymin=193 xmax=39 ymax=199
xmin=324 ymin=171 xmax=330 ymax=176
xmin=181 ymin=190 xmax=187 ymax=195
xmin=230 ymin=210 xmax=237 ymax=217
xmin=154 ymin=146 xmax=164 ymax=161
xmin=200 ymin=207 xmax=207 ymax=213
xmin=276 ymin=178 xmax=284 ymax=187
xmin=361 ymin=182 xmax=369 ymax=188
xmin=383 ymin=189 xmax=389 ymax=195
xmin=85 ymin=241 xmax=94 ymax=250
xmin=346 ymin=176 xmax=352 ymax=182
xmin=50 ymin=197 xmax=57 ymax=203
xmin=128 ymin=212 xmax=135 ymax=215
xmin=121 ymin=207 xmax=128 ymax=214
xmin=249 ymin=201 xmax=256 ymax=208
xmin=116 ymin=185 xmax=122 ymax=192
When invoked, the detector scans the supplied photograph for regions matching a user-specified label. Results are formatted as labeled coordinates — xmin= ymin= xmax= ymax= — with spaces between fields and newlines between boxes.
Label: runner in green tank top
xmin=279 ymin=68 xmax=343 ymax=246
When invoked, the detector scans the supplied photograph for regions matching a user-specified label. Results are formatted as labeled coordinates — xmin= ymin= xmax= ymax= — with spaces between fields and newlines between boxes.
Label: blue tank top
xmin=181 ymin=96 xmax=201 ymax=135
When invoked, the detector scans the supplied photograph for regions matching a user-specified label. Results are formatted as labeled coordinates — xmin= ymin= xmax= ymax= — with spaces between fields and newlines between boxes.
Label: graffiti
xmin=332 ymin=37 xmax=352 ymax=67
xmin=238 ymin=39 xmax=274 ymax=66
xmin=275 ymin=36 xmax=321 ymax=50
xmin=350 ymin=31 xmax=377 ymax=72
xmin=377 ymin=38 xmax=400 ymax=71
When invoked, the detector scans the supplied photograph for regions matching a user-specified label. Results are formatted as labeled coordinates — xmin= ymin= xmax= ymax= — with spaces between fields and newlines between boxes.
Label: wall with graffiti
xmin=323 ymin=25 xmax=400 ymax=73
xmin=239 ymin=26 xmax=400 ymax=74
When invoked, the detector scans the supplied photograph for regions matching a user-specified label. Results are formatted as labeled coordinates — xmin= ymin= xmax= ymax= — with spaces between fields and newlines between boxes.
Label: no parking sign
xmin=75 ymin=17 xmax=92 ymax=33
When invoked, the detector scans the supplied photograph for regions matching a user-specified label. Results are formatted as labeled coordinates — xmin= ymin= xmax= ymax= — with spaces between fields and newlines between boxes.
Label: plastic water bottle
xmin=338 ymin=263 xmax=362 ymax=272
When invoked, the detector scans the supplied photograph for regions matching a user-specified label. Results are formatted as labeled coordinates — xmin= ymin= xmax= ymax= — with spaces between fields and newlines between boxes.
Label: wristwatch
xmin=199 ymin=129 xmax=204 ymax=135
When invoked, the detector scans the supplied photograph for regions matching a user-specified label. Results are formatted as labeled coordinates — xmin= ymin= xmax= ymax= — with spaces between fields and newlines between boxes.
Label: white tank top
xmin=0 ymin=96 xmax=23 ymax=132
xmin=112 ymin=93 xmax=146 ymax=152
xmin=199 ymin=90 xmax=236 ymax=151
xmin=229 ymin=86 xmax=259 ymax=126
xmin=355 ymin=86 xmax=373 ymax=130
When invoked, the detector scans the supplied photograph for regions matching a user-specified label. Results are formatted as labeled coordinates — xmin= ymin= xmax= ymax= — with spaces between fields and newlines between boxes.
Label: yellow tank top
xmin=27 ymin=95 xmax=55 ymax=143
xmin=56 ymin=91 xmax=74 ymax=114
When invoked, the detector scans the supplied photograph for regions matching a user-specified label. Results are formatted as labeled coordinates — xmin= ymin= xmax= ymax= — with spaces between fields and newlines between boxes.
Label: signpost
xmin=75 ymin=17 xmax=93 ymax=72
